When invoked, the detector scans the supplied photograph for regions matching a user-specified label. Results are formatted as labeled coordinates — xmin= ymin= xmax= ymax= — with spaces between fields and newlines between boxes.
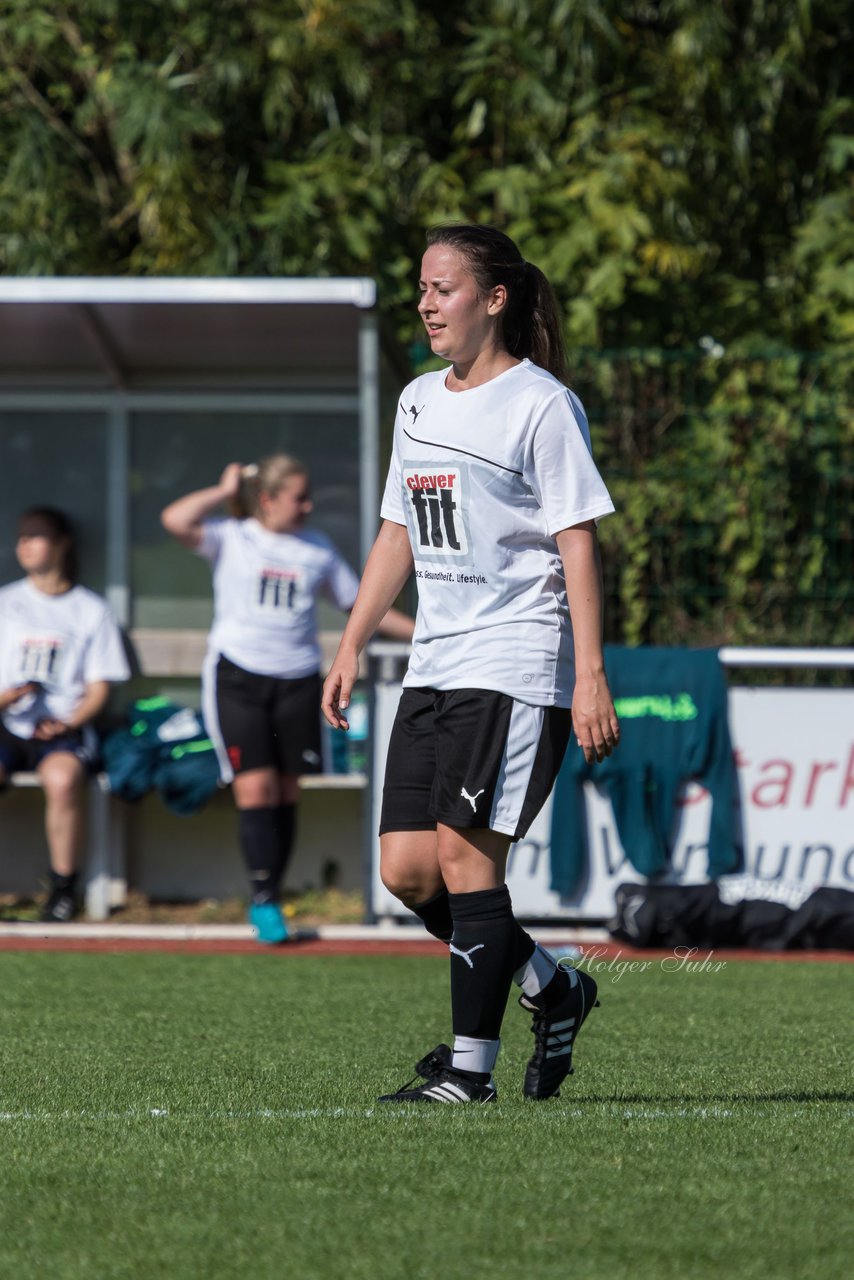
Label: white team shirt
xmin=381 ymin=359 xmax=615 ymax=706
xmin=197 ymin=518 xmax=360 ymax=678
xmin=0 ymin=579 xmax=130 ymax=739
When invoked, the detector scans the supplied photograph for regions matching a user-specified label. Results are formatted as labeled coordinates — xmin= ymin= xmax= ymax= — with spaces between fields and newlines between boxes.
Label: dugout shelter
xmin=0 ymin=277 xmax=384 ymax=912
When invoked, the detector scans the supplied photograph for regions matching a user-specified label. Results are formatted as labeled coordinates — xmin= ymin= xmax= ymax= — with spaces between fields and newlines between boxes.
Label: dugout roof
xmin=0 ymin=277 xmax=377 ymax=390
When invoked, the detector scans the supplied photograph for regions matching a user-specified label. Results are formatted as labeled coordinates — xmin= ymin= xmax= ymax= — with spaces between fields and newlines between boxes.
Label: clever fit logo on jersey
xmin=403 ymin=463 xmax=474 ymax=567
xmin=255 ymin=568 xmax=302 ymax=611
xmin=19 ymin=637 xmax=64 ymax=684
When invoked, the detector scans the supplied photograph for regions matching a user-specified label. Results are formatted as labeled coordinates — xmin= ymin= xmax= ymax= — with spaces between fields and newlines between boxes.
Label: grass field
xmin=0 ymin=950 xmax=851 ymax=1280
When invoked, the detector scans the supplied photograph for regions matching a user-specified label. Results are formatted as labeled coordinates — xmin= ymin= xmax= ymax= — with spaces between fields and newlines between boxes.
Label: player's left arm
xmin=556 ymin=523 xmax=620 ymax=764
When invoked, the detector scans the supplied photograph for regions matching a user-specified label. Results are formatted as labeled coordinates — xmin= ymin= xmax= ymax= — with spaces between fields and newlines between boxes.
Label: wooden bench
xmin=129 ymin=628 xmax=360 ymax=678
xmin=5 ymin=629 xmax=371 ymax=920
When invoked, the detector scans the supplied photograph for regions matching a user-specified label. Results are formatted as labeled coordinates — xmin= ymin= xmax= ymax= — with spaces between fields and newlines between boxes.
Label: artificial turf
xmin=0 ymin=951 xmax=851 ymax=1280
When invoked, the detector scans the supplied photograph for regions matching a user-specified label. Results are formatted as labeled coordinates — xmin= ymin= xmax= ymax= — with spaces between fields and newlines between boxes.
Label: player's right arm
xmin=0 ymin=682 xmax=40 ymax=711
xmin=321 ymin=520 xmax=413 ymax=730
xmin=160 ymin=463 xmax=243 ymax=550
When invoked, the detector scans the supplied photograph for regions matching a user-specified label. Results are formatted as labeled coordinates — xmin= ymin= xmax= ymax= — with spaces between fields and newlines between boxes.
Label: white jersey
xmin=381 ymin=359 xmax=615 ymax=706
xmin=0 ymin=579 xmax=130 ymax=739
xmin=197 ymin=518 xmax=360 ymax=678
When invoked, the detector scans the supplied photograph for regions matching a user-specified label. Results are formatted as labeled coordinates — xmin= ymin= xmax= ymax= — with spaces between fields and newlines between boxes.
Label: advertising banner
xmin=370 ymin=686 xmax=854 ymax=921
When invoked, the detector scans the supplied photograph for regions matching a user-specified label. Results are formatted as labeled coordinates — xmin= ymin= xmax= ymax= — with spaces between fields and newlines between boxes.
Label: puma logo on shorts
xmin=461 ymin=786 xmax=485 ymax=813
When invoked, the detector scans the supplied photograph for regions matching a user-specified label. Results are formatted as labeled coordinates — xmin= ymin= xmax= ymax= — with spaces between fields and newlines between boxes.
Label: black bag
xmin=608 ymin=881 xmax=854 ymax=951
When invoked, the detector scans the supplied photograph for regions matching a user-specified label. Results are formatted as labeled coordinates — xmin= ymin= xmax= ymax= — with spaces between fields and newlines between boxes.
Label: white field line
xmin=1 ymin=1104 xmax=848 ymax=1123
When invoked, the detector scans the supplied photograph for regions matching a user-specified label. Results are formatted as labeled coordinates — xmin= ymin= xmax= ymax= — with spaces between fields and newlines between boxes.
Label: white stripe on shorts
xmin=488 ymin=699 xmax=544 ymax=837
xmin=201 ymin=649 xmax=234 ymax=783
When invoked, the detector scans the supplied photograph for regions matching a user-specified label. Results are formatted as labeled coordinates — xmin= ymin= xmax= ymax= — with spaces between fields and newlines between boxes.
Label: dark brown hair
xmin=19 ymin=507 xmax=78 ymax=582
xmin=426 ymin=223 xmax=569 ymax=383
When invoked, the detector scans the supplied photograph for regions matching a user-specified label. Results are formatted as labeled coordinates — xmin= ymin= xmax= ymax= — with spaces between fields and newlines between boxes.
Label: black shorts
xmin=379 ymin=687 xmax=572 ymax=842
xmin=212 ymin=656 xmax=323 ymax=777
xmin=0 ymin=721 xmax=97 ymax=777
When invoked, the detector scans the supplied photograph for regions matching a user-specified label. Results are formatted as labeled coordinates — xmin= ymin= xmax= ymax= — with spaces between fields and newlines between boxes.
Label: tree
xmin=1 ymin=0 xmax=850 ymax=646
xmin=1 ymin=1 xmax=850 ymax=351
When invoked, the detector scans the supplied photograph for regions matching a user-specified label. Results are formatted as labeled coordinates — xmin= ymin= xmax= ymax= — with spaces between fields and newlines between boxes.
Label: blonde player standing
xmin=162 ymin=456 xmax=412 ymax=945
xmin=323 ymin=224 xmax=619 ymax=1102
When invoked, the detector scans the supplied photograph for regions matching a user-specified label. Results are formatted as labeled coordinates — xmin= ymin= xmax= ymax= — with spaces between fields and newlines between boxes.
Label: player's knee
xmin=380 ymin=860 xmax=428 ymax=907
xmin=436 ymin=838 xmax=469 ymax=882
xmin=40 ymin=759 xmax=84 ymax=804
xmin=232 ymin=771 xmax=279 ymax=808
xmin=379 ymin=862 xmax=413 ymax=904
xmin=380 ymin=829 xmax=441 ymax=905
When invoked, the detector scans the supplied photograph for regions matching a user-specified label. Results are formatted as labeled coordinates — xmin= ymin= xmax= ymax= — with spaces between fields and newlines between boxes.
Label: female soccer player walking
xmin=163 ymin=456 xmax=412 ymax=945
xmin=323 ymin=224 xmax=619 ymax=1102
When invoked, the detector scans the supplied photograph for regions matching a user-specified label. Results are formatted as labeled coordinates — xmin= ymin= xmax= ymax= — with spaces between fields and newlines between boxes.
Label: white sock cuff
xmin=514 ymin=941 xmax=558 ymax=997
xmin=451 ymin=1036 xmax=500 ymax=1075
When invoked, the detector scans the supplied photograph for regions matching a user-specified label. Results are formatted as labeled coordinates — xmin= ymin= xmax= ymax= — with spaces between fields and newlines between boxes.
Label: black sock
xmin=409 ymin=889 xmax=533 ymax=956
xmin=239 ymin=806 xmax=292 ymax=905
xmin=49 ymin=870 xmax=77 ymax=893
xmin=276 ymin=803 xmax=296 ymax=890
xmin=410 ymin=887 xmax=454 ymax=943
xmin=513 ymin=925 xmax=536 ymax=971
xmin=448 ymin=885 xmax=519 ymax=1041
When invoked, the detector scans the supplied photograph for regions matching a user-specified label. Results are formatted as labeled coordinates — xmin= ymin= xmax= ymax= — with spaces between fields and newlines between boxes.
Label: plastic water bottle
xmin=328 ymin=723 xmax=350 ymax=774
xmin=346 ymin=690 xmax=369 ymax=774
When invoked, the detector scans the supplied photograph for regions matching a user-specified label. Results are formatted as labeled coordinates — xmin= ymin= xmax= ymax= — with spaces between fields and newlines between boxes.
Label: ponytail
xmin=426 ymin=224 xmax=569 ymax=384
xmin=227 ymin=455 xmax=308 ymax=519
xmin=227 ymin=465 xmax=260 ymax=519
xmin=514 ymin=261 xmax=569 ymax=385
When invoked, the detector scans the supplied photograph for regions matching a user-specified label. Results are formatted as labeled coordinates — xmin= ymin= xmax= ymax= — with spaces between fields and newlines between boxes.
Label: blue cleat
xmin=248 ymin=902 xmax=289 ymax=945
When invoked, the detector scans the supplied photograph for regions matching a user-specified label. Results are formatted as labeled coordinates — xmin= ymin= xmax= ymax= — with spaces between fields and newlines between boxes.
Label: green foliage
xmin=0 ymin=0 xmax=851 ymax=645
xmin=586 ymin=348 xmax=854 ymax=647
xmin=1 ymin=0 xmax=850 ymax=347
